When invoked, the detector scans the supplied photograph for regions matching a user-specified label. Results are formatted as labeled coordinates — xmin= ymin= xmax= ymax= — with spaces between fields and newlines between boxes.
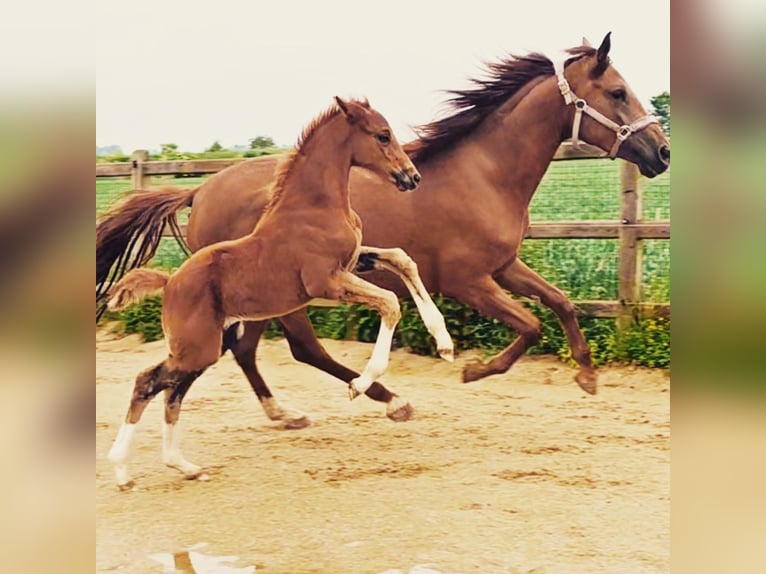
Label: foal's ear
xmin=335 ymin=96 xmax=365 ymax=123
xmin=593 ymin=32 xmax=611 ymax=76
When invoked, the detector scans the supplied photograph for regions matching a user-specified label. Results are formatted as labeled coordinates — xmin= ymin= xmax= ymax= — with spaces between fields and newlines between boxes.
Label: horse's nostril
xmin=659 ymin=145 xmax=670 ymax=164
xmin=412 ymin=173 xmax=421 ymax=184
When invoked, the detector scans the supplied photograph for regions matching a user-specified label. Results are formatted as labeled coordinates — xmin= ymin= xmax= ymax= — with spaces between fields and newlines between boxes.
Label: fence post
xmin=130 ymin=149 xmax=151 ymax=190
xmin=617 ymin=161 xmax=642 ymax=336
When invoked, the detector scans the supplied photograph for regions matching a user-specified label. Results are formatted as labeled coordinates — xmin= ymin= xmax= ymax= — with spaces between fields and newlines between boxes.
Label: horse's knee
xmin=519 ymin=316 xmax=541 ymax=346
xmin=381 ymin=293 xmax=401 ymax=327
xmin=390 ymin=248 xmax=418 ymax=275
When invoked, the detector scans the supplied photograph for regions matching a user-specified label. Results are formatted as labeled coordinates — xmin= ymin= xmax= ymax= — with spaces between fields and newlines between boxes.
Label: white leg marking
xmin=108 ymin=423 xmax=137 ymax=487
xmin=349 ymin=321 xmax=396 ymax=399
xmin=368 ymin=248 xmax=454 ymax=362
xmin=162 ymin=422 xmax=203 ymax=478
xmin=260 ymin=397 xmax=286 ymax=421
xmin=260 ymin=397 xmax=311 ymax=428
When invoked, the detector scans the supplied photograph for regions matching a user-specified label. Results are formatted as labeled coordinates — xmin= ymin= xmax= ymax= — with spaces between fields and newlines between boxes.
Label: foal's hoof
xmin=283 ymin=415 xmax=312 ymax=430
xmin=462 ymin=360 xmax=487 ymax=383
xmin=386 ymin=396 xmax=414 ymax=422
xmin=438 ymin=346 xmax=455 ymax=363
xmin=575 ymin=368 xmax=598 ymax=395
xmin=116 ymin=479 xmax=136 ymax=492
xmin=348 ymin=381 xmax=363 ymax=401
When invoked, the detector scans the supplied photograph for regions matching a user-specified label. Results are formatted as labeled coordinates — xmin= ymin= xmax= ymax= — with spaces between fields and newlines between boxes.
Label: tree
xmin=249 ymin=135 xmax=275 ymax=149
xmin=160 ymin=143 xmax=180 ymax=159
xmin=650 ymin=91 xmax=670 ymax=136
xmin=206 ymin=140 xmax=223 ymax=152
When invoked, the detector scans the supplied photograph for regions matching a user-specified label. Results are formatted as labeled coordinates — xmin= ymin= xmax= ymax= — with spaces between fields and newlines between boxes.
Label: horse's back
xmin=187 ymin=155 xmax=282 ymax=250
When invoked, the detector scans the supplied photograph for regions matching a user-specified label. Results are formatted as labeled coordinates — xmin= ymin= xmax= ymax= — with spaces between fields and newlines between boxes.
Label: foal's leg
xmin=305 ymin=271 xmax=401 ymax=400
xmin=495 ymin=259 xmax=597 ymax=394
xmin=278 ymin=311 xmax=413 ymax=421
xmin=448 ymin=275 xmax=542 ymax=384
xmin=162 ymin=368 xmax=207 ymax=478
xmin=107 ymin=360 xmax=177 ymax=489
xmin=357 ymin=247 xmax=454 ymax=361
xmin=223 ymin=321 xmax=310 ymax=429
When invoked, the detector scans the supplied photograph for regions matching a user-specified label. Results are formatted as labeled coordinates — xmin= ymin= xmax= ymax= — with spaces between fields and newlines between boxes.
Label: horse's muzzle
xmin=392 ymin=169 xmax=421 ymax=191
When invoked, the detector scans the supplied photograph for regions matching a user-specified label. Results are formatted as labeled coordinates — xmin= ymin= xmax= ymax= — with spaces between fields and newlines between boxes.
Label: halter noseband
xmin=553 ymin=59 xmax=659 ymax=159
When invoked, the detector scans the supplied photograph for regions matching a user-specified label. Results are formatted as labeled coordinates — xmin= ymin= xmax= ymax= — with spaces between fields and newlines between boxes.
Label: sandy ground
xmin=96 ymin=332 xmax=669 ymax=574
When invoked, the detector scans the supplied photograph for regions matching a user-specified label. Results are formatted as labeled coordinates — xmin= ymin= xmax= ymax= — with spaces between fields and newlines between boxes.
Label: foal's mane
xmin=263 ymin=102 xmax=349 ymax=213
xmin=405 ymin=46 xmax=596 ymax=163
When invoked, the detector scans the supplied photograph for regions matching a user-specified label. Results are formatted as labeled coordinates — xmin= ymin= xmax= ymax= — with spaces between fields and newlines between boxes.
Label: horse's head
xmin=558 ymin=33 xmax=670 ymax=177
xmin=334 ymin=96 xmax=421 ymax=191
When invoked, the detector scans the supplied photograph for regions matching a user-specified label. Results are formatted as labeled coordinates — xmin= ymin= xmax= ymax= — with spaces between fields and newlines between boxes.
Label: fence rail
xmin=96 ymin=144 xmax=670 ymax=323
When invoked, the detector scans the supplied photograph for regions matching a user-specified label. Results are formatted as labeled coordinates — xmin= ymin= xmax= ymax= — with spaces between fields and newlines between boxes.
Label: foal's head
xmin=562 ymin=34 xmax=670 ymax=177
xmin=335 ymin=97 xmax=421 ymax=191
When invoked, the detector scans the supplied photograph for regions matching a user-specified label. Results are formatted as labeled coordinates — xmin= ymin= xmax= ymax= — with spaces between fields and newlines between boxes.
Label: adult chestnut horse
xmin=97 ymin=35 xmax=669 ymax=426
xmin=104 ymin=98 xmax=454 ymax=488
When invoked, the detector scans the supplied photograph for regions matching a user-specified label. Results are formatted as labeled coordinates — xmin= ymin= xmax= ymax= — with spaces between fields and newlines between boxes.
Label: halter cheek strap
xmin=553 ymin=59 xmax=659 ymax=159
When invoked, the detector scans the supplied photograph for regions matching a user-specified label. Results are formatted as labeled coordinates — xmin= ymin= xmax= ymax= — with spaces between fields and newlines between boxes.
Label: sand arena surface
xmin=96 ymin=332 xmax=669 ymax=573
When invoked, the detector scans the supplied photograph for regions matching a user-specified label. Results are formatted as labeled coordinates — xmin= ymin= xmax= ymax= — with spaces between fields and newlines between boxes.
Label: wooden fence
xmin=97 ymin=144 xmax=670 ymax=325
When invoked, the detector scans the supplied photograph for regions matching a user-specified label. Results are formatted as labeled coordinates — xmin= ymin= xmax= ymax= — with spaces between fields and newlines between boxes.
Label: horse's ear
xmin=335 ymin=96 xmax=363 ymax=123
xmin=582 ymin=36 xmax=592 ymax=48
xmin=335 ymin=96 xmax=350 ymax=115
xmin=593 ymin=32 xmax=611 ymax=76
xmin=361 ymin=97 xmax=370 ymax=109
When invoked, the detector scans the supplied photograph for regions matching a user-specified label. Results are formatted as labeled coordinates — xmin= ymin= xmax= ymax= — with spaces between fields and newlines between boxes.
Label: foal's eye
xmin=375 ymin=133 xmax=391 ymax=145
xmin=610 ymin=88 xmax=627 ymax=102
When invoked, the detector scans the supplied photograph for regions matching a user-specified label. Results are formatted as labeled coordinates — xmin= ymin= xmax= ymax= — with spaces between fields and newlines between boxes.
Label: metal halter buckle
xmin=618 ymin=126 xmax=632 ymax=140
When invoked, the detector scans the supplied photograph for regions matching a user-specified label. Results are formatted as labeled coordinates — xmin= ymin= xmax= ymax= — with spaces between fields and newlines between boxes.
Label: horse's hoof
xmin=575 ymin=369 xmax=598 ymax=395
xmin=182 ymin=469 xmax=209 ymax=481
xmin=462 ymin=361 xmax=486 ymax=383
xmin=386 ymin=397 xmax=414 ymax=422
xmin=348 ymin=381 xmax=363 ymax=401
xmin=439 ymin=347 xmax=455 ymax=363
xmin=283 ymin=415 xmax=311 ymax=430
xmin=116 ymin=479 xmax=135 ymax=492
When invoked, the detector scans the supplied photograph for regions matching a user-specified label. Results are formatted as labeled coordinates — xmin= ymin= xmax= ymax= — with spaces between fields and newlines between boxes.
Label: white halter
xmin=553 ymin=59 xmax=659 ymax=159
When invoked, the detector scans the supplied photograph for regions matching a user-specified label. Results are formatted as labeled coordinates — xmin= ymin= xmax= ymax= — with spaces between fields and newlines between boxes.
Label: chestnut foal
xmin=105 ymin=97 xmax=454 ymax=488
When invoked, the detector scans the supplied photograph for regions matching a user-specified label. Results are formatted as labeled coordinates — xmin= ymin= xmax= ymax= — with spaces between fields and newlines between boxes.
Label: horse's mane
xmin=264 ymin=100 xmax=353 ymax=213
xmin=405 ymin=46 xmax=596 ymax=163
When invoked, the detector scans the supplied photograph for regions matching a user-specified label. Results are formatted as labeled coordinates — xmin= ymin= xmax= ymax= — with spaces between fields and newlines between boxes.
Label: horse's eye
xmin=610 ymin=89 xmax=627 ymax=102
xmin=375 ymin=133 xmax=391 ymax=145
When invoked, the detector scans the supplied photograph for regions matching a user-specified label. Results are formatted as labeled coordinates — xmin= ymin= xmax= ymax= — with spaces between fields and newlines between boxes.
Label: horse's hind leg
xmin=162 ymin=368 xmax=207 ymax=478
xmin=451 ymin=275 xmax=542 ymax=384
xmin=279 ymin=311 xmax=413 ymax=422
xmin=495 ymin=259 xmax=597 ymax=394
xmin=223 ymin=320 xmax=310 ymax=430
xmin=107 ymin=360 xmax=174 ymax=489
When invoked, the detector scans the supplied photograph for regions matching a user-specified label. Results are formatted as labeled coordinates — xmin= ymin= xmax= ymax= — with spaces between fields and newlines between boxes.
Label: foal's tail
xmin=96 ymin=186 xmax=197 ymax=319
xmin=106 ymin=268 xmax=171 ymax=311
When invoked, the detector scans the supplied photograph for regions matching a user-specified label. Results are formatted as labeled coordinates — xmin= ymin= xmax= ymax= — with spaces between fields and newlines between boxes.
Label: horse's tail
xmin=96 ymin=186 xmax=196 ymax=319
xmin=106 ymin=268 xmax=171 ymax=311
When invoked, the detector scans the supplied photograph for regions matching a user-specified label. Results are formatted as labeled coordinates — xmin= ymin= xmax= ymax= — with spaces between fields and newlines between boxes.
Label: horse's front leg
xmin=356 ymin=246 xmax=454 ymax=361
xmin=277 ymin=311 xmax=413 ymax=421
xmin=306 ymin=271 xmax=401 ymax=401
xmin=494 ymin=258 xmax=597 ymax=395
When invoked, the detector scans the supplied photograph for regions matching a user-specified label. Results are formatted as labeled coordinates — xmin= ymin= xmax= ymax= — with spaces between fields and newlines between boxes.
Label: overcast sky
xmin=96 ymin=0 xmax=669 ymax=152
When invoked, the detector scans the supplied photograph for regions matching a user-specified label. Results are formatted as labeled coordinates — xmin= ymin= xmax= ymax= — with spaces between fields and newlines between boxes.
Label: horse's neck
xmin=447 ymin=76 xmax=567 ymax=210
xmin=273 ymin=122 xmax=354 ymax=214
